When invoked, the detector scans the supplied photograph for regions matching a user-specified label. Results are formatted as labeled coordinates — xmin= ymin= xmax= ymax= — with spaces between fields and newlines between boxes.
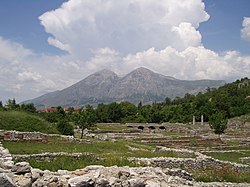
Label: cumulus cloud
xmin=39 ymin=0 xmax=209 ymax=58
xmin=1 ymin=0 xmax=250 ymax=103
xmin=241 ymin=17 xmax=250 ymax=42
xmin=0 ymin=37 xmax=84 ymax=102
xmin=121 ymin=46 xmax=250 ymax=80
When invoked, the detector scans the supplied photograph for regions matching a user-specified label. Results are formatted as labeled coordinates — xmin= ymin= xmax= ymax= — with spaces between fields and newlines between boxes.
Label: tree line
xmin=1 ymin=77 xmax=249 ymax=137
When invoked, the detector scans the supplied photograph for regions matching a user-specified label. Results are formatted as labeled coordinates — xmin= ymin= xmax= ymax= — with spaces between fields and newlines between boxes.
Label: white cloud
xmin=241 ymin=17 xmax=250 ymax=42
xmin=39 ymin=0 xmax=209 ymax=58
xmin=0 ymin=37 xmax=83 ymax=102
xmin=171 ymin=22 xmax=202 ymax=50
xmin=121 ymin=46 xmax=250 ymax=80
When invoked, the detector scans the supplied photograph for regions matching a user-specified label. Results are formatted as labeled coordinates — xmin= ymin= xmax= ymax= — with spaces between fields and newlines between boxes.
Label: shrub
xmin=57 ymin=120 xmax=74 ymax=135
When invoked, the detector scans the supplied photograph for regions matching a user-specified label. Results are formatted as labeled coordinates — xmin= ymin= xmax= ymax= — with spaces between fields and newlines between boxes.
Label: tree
xmin=107 ymin=102 xmax=123 ymax=122
xmin=96 ymin=103 xmax=109 ymax=122
xmin=85 ymin=105 xmax=97 ymax=128
xmin=20 ymin=103 xmax=36 ymax=113
xmin=209 ymin=112 xmax=228 ymax=140
xmin=56 ymin=120 xmax=74 ymax=135
xmin=6 ymin=99 xmax=19 ymax=110
xmin=74 ymin=112 xmax=87 ymax=139
xmin=74 ymin=105 xmax=97 ymax=138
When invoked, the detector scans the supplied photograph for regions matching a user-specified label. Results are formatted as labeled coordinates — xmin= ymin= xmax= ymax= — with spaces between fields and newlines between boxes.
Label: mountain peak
xmin=24 ymin=67 xmax=225 ymax=108
xmin=95 ymin=69 xmax=117 ymax=76
xmin=132 ymin=67 xmax=154 ymax=74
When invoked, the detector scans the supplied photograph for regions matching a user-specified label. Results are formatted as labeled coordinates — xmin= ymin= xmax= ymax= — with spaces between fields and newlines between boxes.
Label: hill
xmin=0 ymin=111 xmax=58 ymax=134
xmin=24 ymin=67 xmax=225 ymax=108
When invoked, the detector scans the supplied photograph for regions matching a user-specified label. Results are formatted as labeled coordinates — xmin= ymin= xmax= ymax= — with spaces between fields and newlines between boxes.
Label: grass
xmin=0 ymin=111 xmax=58 ymax=134
xmin=95 ymin=124 xmax=131 ymax=131
xmin=2 ymin=140 xmax=130 ymax=155
xmin=3 ymin=137 xmax=195 ymax=171
xmin=192 ymin=165 xmax=250 ymax=183
xmin=15 ymin=155 xmax=137 ymax=171
xmin=204 ymin=151 xmax=250 ymax=164
xmin=161 ymin=131 xmax=185 ymax=136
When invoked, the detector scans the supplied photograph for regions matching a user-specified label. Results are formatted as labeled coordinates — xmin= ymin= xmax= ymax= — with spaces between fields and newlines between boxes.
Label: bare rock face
xmin=23 ymin=67 xmax=225 ymax=108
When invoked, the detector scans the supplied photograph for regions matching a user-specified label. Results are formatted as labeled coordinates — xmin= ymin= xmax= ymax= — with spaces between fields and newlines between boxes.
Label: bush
xmin=57 ymin=120 xmax=74 ymax=136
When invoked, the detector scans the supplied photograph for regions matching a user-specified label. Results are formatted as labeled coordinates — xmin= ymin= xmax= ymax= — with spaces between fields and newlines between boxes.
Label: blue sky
xmin=1 ymin=0 xmax=249 ymax=55
xmin=200 ymin=0 xmax=250 ymax=54
xmin=0 ymin=0 xmax=66 ymax=54
xmin=0 ymin=0 xmax=250 ymax=102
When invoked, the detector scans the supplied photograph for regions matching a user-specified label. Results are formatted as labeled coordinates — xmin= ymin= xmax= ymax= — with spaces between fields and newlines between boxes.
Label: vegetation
xmin=204 ymin=151 xmax=250 ymax=164
xmin=74 ymin=105 xmax=96 ymax=138
xmin=56 ymin=120 xmax=74 ymax=136
xmin=193 ymin=165 xmax=250 ymax=183
xmin=3 ymin=138 xmax=194 ymax=171
xmin=209 ymin=112 xmax=228 ymax=139
xmin=1 ymin=78 xmax=249 ymax=136
xmin=0 ymin=110 xmax=58 ymax=134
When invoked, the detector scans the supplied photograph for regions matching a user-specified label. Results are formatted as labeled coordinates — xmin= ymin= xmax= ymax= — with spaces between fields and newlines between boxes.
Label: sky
xmin=0 ymin=0 xmax=250 ymax=103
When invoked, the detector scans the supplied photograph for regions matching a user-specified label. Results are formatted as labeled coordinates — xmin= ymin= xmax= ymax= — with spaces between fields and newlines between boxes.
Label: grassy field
xmin=3 ymin=138 xmax=194 ymax=171
xmin=95 ymin=124 xmax=131 ymax=131
xmin=5 ymin=139 xmax=250 ymax=182
xmin=0 ymin=111 xmax=58 ymax=134
xmin=193 ymin=167 xmax=250 ymax=183
xmin=204 ymin=151 xmax=250 ymax=164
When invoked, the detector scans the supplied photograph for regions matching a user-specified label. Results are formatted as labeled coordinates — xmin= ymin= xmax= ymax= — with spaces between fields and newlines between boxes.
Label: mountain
xmin=24 ymin=67 xmax=225 ymax=108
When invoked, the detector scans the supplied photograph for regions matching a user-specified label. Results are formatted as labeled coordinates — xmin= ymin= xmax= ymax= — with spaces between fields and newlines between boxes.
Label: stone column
xmin=11 ymin=131 xmax=15 ymax=141
xmin=201 ymin=115 xmax=204 ymax=126
xmin=193 ymin=116 xmax=195 ymax=125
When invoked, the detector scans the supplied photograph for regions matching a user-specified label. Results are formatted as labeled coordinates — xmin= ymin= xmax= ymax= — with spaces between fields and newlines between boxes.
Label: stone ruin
xmin=0 ymin=130 xmax=48 ymax=142
xmin=1 ymin=141 xmax=250 ymax=186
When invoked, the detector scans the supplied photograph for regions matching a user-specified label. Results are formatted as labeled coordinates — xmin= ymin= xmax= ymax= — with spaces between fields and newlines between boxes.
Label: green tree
xmin=56 ymin=120 xmax=74 ymax=135
xmin=20 ymin=103 xmax=36 ymax=113
xmin=74 ymin=112 xmax=88 ymax=139
xmin=96 ymin=103 xmax=109 ymax=122
xmin=85 ymin=105 xmax=97 ymax=128
xmin=6 ymin=99 xmax=19 ymax=110
xmin=107 ymin=102 xmax=123 ymax=122
xmin=209 ymin=112 xmax=228 ymax=140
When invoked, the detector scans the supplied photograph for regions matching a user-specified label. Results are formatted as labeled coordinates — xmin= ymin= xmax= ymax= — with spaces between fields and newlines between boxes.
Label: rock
xmin=117 ymin=170 xmax=130 ymax=180
xmin=0 ymin=173 xmax=16 ymax=187
xmin=14 ymin=174 xmax=32 ymax=187
xmin=1 ymin=160 xmax=14 ymax=170
xmin=32 ymin=181 xmax=46 ymax=187
xmin=68 ymin=176 xmax=95 ymax=187
xmin=95 ymin=178 xmax=110 ymax=187
xmin=128 ymin=178 xmax=146 ymax=187
xmin=0 ymin=168 xmax=11 ymax=173
xmin=11 ymin=162 xmax=31 ymax=175
xmin=72 ymin=169 xmax=88 ymax=176
xmin=145 ymin=180 xmax=161 ymax=187
xmin=108 ymin=177 xmax=121 ymax=186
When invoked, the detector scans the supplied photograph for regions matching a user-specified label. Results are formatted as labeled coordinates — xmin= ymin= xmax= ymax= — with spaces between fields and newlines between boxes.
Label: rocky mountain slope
xmin=24 ymin=67 xmax=225 ymax=108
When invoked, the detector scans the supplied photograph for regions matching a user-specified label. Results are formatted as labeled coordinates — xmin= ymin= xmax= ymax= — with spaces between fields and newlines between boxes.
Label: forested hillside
xmin=1 ymin=78 xmax=249 ymax=127
xmin=92 ymin=77 xmax=250 ymax=123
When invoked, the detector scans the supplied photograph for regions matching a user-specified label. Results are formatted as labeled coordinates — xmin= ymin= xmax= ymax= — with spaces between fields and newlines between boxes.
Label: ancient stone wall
xmin=1 ymin=142 xmax=250 ymax=186
xmin=130 ymin=153 xmax=250 ymax=173
xmin=0 ymin=130 xmax=48 ymax=142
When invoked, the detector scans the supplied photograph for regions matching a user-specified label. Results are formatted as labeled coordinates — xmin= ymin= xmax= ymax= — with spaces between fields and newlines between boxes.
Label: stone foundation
xmin=1 ymin=142 xmax=250 ymax=186
xmin=0 ymin=130 xmax=48 ymax=142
